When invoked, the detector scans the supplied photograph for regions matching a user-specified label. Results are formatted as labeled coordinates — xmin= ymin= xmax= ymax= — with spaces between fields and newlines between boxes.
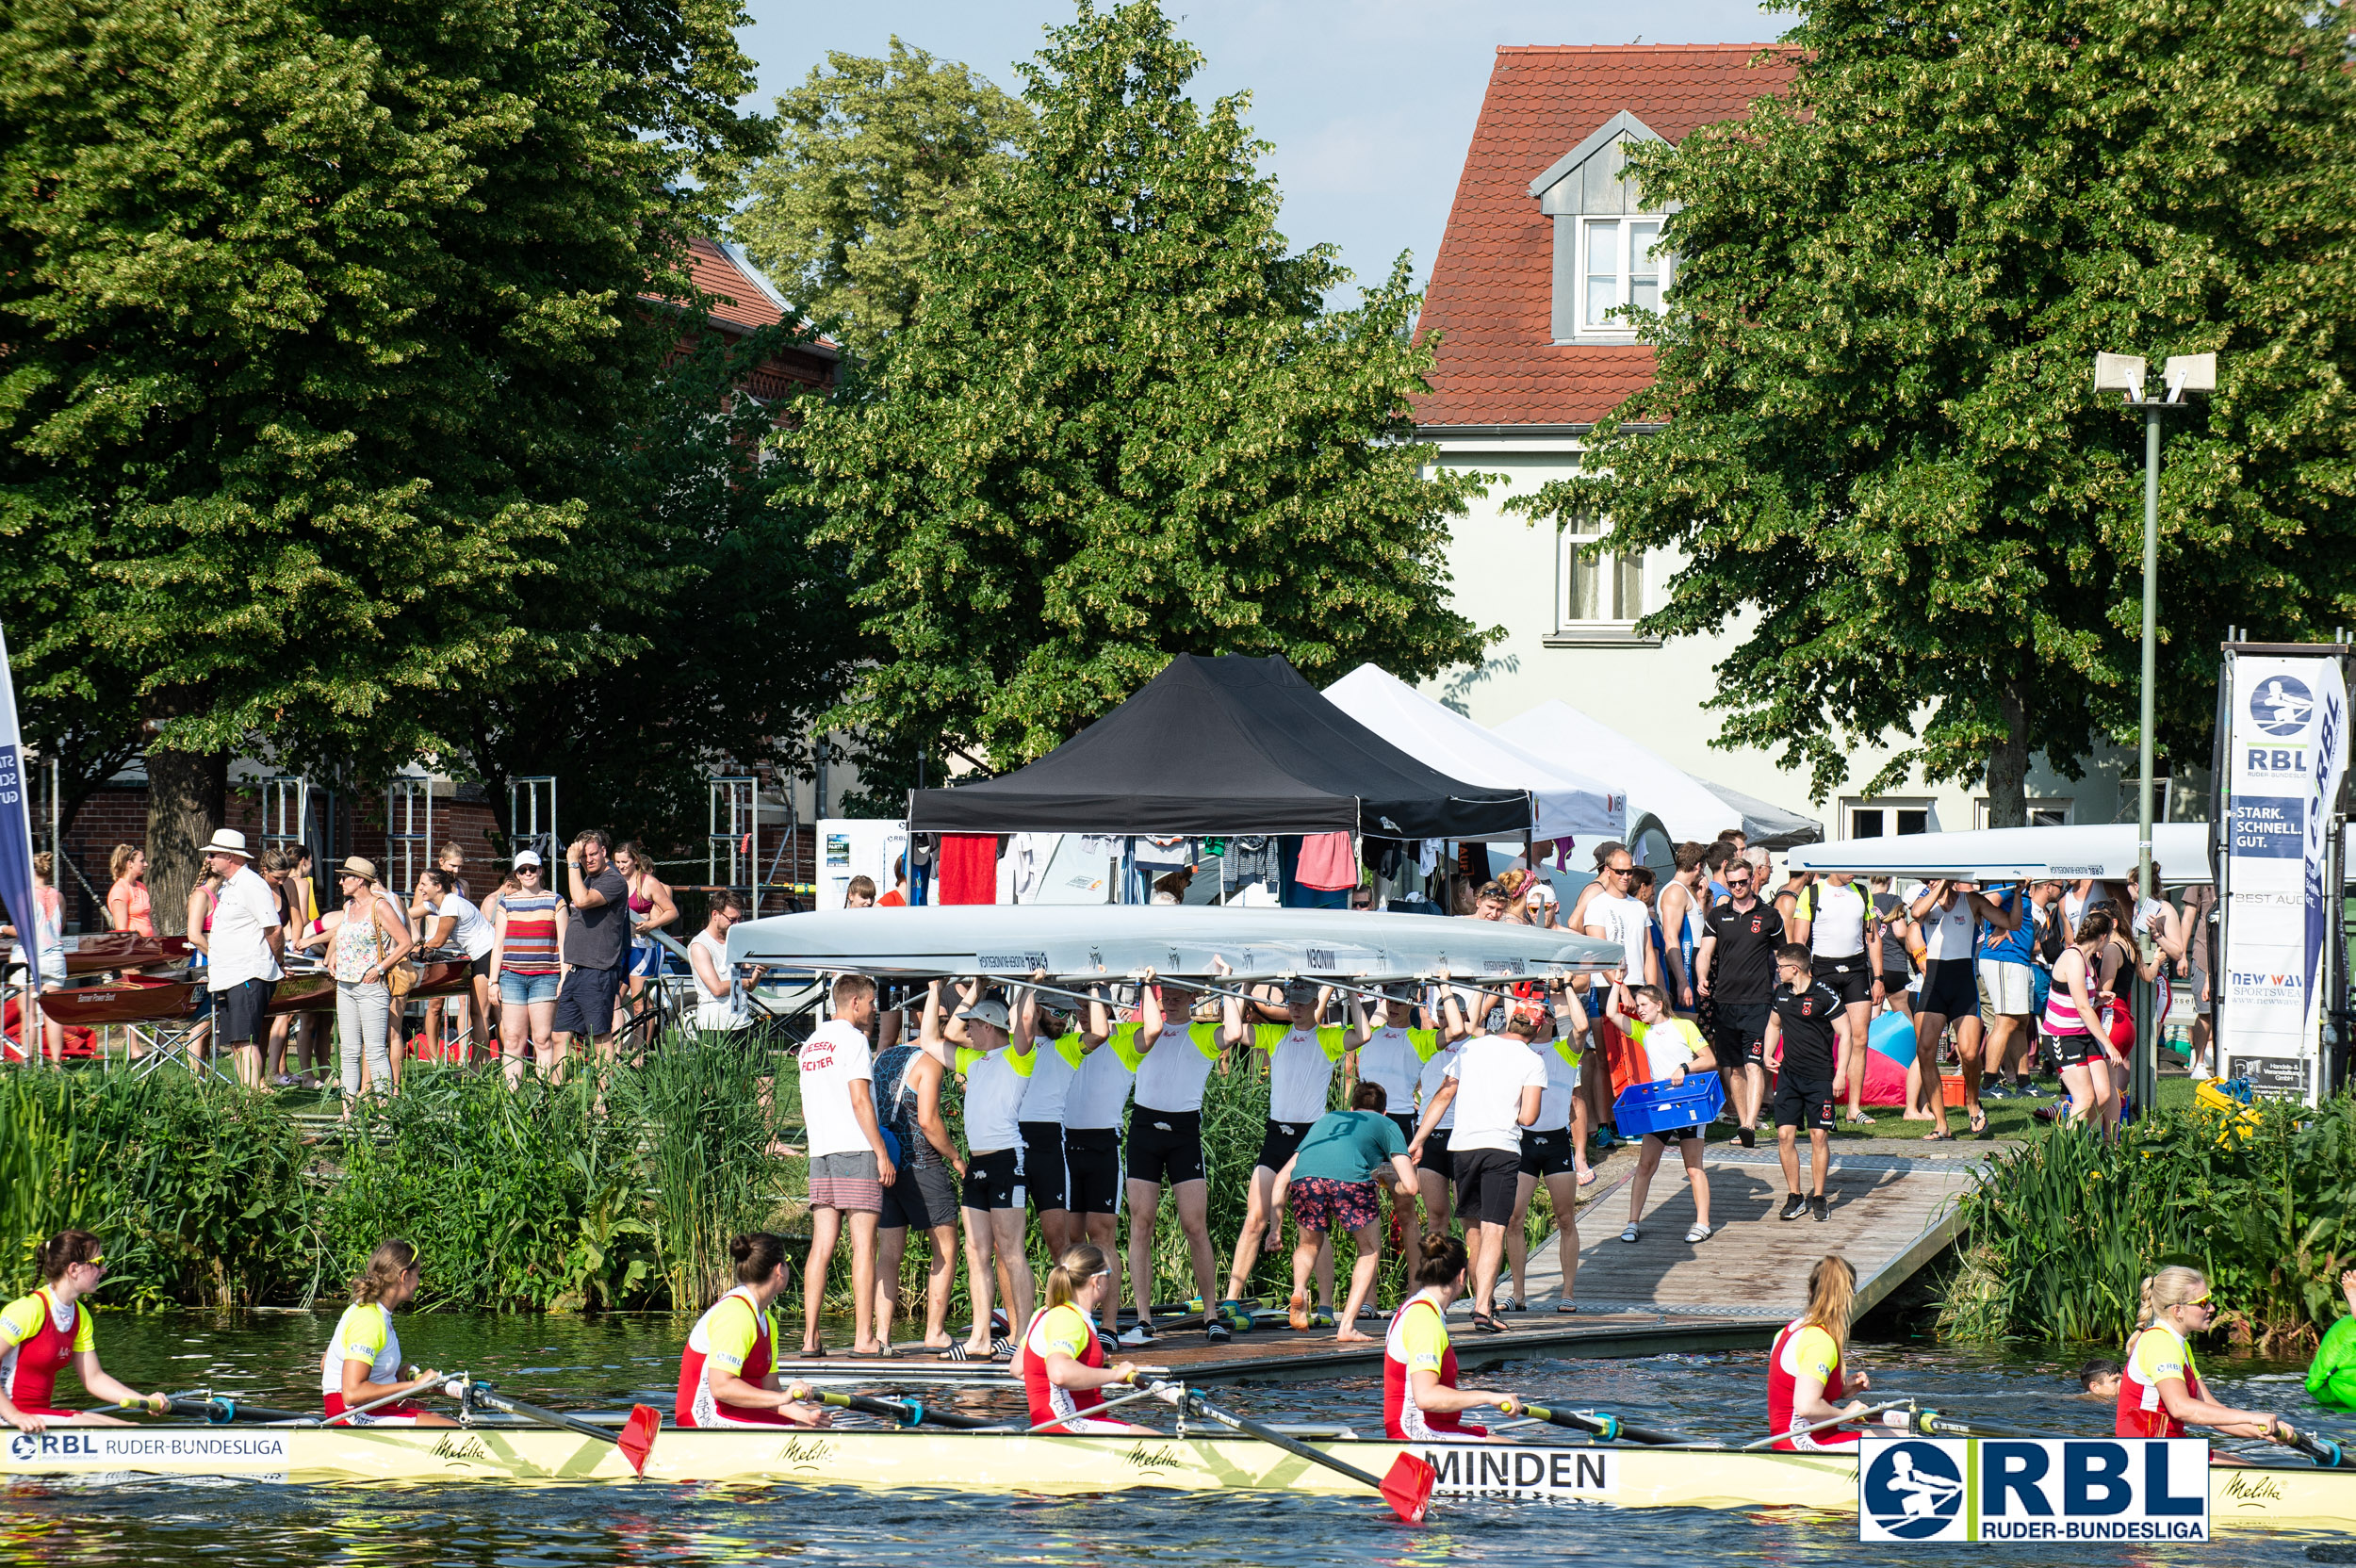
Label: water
xmin=2 ymin=1312 xmax=2342 ymax=1567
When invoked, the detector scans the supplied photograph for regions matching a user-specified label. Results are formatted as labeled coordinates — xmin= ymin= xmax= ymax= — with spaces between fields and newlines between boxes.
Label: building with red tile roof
xmin=648 ymin=237 xmax=838 ymax=406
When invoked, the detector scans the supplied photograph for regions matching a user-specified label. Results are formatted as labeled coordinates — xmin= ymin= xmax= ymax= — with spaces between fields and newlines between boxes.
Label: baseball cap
xmin=957 ymin=997 xmax=1011 ymax=1030
xmin=514 ymin=849 xmax=543 ymax=868
xmin=1284 ymin=980 xmax=1320 ymax=1009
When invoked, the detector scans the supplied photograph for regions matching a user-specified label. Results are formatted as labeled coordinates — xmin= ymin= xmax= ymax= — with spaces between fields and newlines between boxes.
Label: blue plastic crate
xmin=1612 ymin=1074 xmax=1726 ymax=1138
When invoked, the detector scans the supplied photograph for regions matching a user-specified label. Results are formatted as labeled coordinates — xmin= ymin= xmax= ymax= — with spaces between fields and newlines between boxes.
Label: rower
xmin=0 ymin=1231 xmax=166 ymax=1432
xmin=1768 ymin=1255 xmax=1871 ymax=1449
xmin=320 ymin=1239 xmax=455 ymax=1427
xmin=1382 ymin=1233 xmax=1521 ymax=1442
xmin=678 ymin=1232 xmax=828 ymax=1428
xmin=1018 ymin=1244 xmax=1151 ymax=1433
xmin=1345 ymin=983 xmax=1443 ymax=1281
xmin=2118 ymin=1265 xmax=2288 ymax=1443
xmin=1122 ymin=966 xmax=1246 ymax=1347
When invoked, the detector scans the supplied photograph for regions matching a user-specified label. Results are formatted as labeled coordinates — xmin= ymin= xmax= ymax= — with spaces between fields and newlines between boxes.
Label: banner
xmin=0 ymin=620 xmax=41 ymax=997
xmin=2219 ymin=650 xmax=2350 ymax=1101
xmin=1857 ymin=1437 xmax=2210 ymax=1544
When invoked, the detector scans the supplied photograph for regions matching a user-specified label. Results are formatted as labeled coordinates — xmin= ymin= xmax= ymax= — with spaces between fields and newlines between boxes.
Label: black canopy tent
xmin=906 ymin=655 xmax=1532 ymax=839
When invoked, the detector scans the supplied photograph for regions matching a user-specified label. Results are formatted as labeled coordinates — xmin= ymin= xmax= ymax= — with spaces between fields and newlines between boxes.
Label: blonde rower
xmin=2117 ymin=1266 xmax=2288 ymax=1443
xmin=320 ymin=1240 xmax=454 ymax=1426
xmin=1018 ymin=1245 xmax=1151 ymax=1433
xmin=1768 ymin=1255 xmax=1873 ymax=1450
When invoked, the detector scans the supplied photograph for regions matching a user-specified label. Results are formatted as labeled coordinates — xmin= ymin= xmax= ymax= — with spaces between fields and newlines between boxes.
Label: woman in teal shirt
xmin=1270 ymin=1083 xmax=1423 ymax=1341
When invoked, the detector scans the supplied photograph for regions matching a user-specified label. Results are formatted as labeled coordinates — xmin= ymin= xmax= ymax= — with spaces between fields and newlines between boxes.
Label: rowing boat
xmin=3 ymin=1425 xmax=2346 ymax=1530
xmin=726 ymin=906 xmax=1623 ymax=985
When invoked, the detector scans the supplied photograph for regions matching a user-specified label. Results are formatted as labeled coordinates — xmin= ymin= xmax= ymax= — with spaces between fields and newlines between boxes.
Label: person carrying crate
xmin=1602 ymin=981 xmax=1718 ymax=1246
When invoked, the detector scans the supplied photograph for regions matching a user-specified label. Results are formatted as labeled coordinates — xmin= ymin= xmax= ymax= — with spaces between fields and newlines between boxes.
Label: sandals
xmin=1468 ymin=1312 xmax=1507 ymax=1334
xmin=1575 ymin=1165 xmax=1597 ymax=1187
xmin=1922 ymin=1128 xmax=1955 ymax=1142
xmin=1683 ymin=1223 xmax=1712 ymax=1244
xmin=939 ymin=1343 xmax=978 ymax=1362
xmin=1619 ymin=1223 xmax=1641 ymax=1244
xmin=1554 ymin=1302 xmax=1579 ymax=1315
xmin=1968 ymin=1105 xmax=1989 ymax=1135
xmin=1844 ymin=1112 xmax=1873 ymax=1128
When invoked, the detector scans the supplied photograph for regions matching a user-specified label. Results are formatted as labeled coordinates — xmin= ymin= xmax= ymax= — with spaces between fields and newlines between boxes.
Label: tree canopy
xmin=735 ymin=38 xmax=1030 ymax=351
xmin=1510 ymin=0 xmax=2356 ymax=820
xmin=794 ymin=0 xmax=1492 ymax=768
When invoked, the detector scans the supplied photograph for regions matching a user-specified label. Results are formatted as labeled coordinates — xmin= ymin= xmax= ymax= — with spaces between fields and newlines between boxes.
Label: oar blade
xmin=1380 ymin=1451 xmax=1436 ymax=1525
xmin=618 ymin=1404 xmax=662 ymax=1477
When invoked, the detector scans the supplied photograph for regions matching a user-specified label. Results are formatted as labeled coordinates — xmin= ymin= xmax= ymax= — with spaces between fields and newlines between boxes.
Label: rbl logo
xmin=2246 ymin=747 xmax=2310 ymax=775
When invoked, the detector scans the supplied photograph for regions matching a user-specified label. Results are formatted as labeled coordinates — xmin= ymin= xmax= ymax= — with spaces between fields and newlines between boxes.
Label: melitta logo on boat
xmin=1415 ymin=1443 xmax=1615 ymax=1498
xmin=1857 ymin=1438 xmax=2208 ymax=1543
xmin=976 ymin=953 xmax=1049 ymax=973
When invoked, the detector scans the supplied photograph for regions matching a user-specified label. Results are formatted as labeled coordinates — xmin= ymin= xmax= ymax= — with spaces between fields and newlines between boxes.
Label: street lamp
xmin=2093 ymin=349 xmax=2214 ymax=1116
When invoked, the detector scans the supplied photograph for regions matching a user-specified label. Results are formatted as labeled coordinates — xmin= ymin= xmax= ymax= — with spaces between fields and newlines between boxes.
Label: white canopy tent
xmin=1786 ymin=822 xmax=2214 ymax=884
xmin=1493 ymin=700 xmax=1823 ymax=851
xmin=1322 ymin=665 xmax=1624 ymax=843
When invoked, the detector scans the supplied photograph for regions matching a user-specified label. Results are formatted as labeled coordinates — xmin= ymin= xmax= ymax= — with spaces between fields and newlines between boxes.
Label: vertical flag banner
xmin=2219 ymin=650 xmax=2350 ymax=1101
xmin=0 ymin=621 xmax=41 ymax=997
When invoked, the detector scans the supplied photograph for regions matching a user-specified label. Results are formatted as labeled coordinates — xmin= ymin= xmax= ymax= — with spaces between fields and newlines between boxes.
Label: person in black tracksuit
xmin=1764 ymin=943 xmax=1852 ymax=1223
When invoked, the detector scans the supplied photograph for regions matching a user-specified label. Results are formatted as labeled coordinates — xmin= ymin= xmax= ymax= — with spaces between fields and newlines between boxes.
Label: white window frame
xmin=1555 ymin=515 xmax=1645 ymax=632
xmin=1842 ymin=799 xmax=1938 ymax=841
xmin=1577 ymin=215 xmax=1670 ymax=339
xmin=1973 ymin=798 xmax=2074 ymax=830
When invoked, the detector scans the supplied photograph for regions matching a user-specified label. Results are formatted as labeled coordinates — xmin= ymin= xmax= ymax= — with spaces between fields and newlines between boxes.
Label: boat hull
xmin=0 ymin=1427 xmax=2345 ymax=1531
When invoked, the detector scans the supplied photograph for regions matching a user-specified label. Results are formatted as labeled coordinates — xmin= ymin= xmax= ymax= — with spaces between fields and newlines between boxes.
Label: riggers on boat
xmin=3 ymin=1424 xmax=2350 ymax=1532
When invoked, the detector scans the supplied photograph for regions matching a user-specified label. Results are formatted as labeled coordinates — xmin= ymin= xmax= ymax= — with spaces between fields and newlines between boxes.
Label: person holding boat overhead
xmin=1222 ymin=979 xmax=1349 ymax=1325
xmin=678 ymin=1232 xmax=828 ymax=1428
xmin=1383 ymin=1233 xmax=1523 ymax=1442
xmin=0 ymin=1231 xmax=167 ymax=1432
xmin=1768 ymin=1255 xmax=1872 ymax=1451
xmin=2117 ymin=1265 xmax=2288 ymax=1443
xmin=1018 ymin=1244 xmax=1152 ymax=1434
xmin=320 ymin=1240 xmax=455 ymax=1427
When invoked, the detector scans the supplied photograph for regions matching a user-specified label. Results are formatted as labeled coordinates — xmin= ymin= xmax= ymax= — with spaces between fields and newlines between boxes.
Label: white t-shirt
xmin=690 ymin=929 xmax=746 ymax=1030
xmin=207 ymin=866 xmax=286 ymax=991
xmin=1356 ymin=1027 xmax=1428 ymax=1115
xmin=1133 ymin=1021 xmax=1223 ymax=1114
xmin=1532 ymin=1037 xmax=1580 ymax=1133
xmin=1628 ymin=1015 xmax=1706 ymax=1083
xmin=798 ymin=1020 xmax=875 ymax=1159
xmin=1062 ymin=1028 xmax=1138 ymax=1131
xmin=1921 ymin=889 xmax=1978 ymax=961
xmin=958 ymin=1044 xmax=1029 ymax=1153
xmin=1585 ymin=892 xmax=1654 ymax=982
xmin=1804 ymin=881 xmax=1869 ymax=959
xmin=432 ymin=890 xmax=497 ymax=960
xmin=1443 ymin=1033 xmax=1549 ymax=1155
xmin=1019 ymin=1033 xmax=1080 ymax=1123
xmin=1262 ymin=1026 xmax=1347 ymax=1124
xmin=1417 ymin=1044 xmax=1460 ymax=1131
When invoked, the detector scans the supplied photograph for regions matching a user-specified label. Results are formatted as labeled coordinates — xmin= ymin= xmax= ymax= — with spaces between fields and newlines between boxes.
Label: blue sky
xmin=732 ymin=0 xmax=1788 ymax=307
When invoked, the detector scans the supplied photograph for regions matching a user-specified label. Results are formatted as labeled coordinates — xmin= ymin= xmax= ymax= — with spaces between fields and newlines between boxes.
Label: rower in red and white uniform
xmin=1382 ymin=1233 xmax=1520 ymax=1442
xmin=1018 ymin=1244 xmax=1152 ymax=1433
xmin=1768 ymin=1255 xmax=1873 ymax=1450
xmin=0 ymin=1231 xmax=163 ymax=1432
xmin=321 ymin=1240 xmax=455 ymax=1427
xmin=678 ymin=1232 xmax=827 ymax=1428
xmin=2117 ymin=1265 xmax=2284 ymax=1442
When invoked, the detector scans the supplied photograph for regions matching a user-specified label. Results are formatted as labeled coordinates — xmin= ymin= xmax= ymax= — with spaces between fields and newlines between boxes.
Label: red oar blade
xmin=1380 ymin=1451 xmax=1436 ymax=1524
xmin=618 ymin=1403 xmax=662 ymax=1477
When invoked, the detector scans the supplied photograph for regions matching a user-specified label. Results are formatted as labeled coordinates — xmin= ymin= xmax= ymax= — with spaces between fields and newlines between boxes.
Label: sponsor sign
xmin=4 ymin=1429 xmax=290 ymax=1468
xmin=1857 ymin=1437 xmax=2208 ymax=1544
xmin=1416 ymin=1442 xmax=1616 ymax=1499
xmin=2219 ymin=653 xmax=2349 ymax=1102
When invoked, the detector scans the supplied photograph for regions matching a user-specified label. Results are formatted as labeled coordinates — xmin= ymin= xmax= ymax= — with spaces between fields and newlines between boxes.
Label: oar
xmin=2271 ymin=1419 xmax=2355 ymax=1469
xmin=1739 ymin=1400 xmax=1906 ymax=1451
xmin=165 ymin=1395 xmax=314 ymax=1425
xmin=464 ymin=1380 xmax=661 ymax=1477
xmin=1908 ymin=1409 xmax=2044 ymax=1440
xmin=319 ymin=1379 xmax=453 ymax=1429
xmin=795 ymin=1388 xmax=994 ymax=1430
xmin=1168 ymin=1383 xmax=1435 ymax=1525
xmin=1498 ymin=1397 xmax=1694 ymax=1446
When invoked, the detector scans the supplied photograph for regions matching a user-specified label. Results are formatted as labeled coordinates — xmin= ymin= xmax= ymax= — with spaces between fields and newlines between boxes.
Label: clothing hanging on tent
xmin=937 ymin=835 xmax=999 ymax=906
xmin=1296 ymin=832 xmax=1358 ymax=891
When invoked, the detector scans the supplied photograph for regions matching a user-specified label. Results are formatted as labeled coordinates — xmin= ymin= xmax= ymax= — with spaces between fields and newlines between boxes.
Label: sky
xmin=732 ymin=0 xmax=1788 ymax=307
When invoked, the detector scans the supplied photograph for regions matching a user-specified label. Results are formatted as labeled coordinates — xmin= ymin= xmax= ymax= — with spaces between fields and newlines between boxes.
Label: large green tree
xmin=0 ymin=0 xmax=767 ymax=922
xmin=794 ymin=0 xmax=1492 ymax=767
xmin=734 ymin=38 xmax=1030 ymax=352
xmin=1511 ymin=0 xmax=2356 ymax=822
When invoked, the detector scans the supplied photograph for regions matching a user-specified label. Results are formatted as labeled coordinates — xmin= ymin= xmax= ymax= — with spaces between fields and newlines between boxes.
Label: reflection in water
xmin=0 ymin=1313 xmax=2327 ymax=1568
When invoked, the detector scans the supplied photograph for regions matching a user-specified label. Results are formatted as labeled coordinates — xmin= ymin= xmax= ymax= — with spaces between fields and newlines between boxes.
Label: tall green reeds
xmin=609 ymin=1037 xmax=789 ymax=1308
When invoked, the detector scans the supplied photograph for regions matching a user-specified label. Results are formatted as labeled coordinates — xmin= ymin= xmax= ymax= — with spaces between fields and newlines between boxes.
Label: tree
xmin=0 ymin=0 xmax=767 ymax=923
xmin=794 ymin=0 xmax=1492 ymax=767
xmin=734 ymin=38 xmax=1030 ymax=351
xmin=1509 ymin=0 xmax=2356 ymax=823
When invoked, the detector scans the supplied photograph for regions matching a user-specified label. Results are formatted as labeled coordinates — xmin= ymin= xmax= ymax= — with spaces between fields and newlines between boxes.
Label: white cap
xmin=514 ymin=849 xmax=543 ymax=868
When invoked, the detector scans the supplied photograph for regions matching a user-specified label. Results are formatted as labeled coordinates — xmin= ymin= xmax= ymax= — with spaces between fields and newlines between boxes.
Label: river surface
xmin=0 ymin=1312 xmax=2342 ymax=1567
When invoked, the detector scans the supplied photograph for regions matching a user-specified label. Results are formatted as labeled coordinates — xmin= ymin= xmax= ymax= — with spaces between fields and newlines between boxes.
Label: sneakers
xmin=1778 ymin=1192 xmax=1808 ymax=1221
xmin=1982 ymin=1081 xmax=2014 ymax=1101
xmin=1117 ymin=1322 xmax=1157 ymax=1348
xmin=1810 ymin=1195 xmax=1829 ymax=1222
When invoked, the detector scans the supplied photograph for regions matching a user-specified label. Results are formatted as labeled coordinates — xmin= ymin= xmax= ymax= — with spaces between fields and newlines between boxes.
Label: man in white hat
xmin=200 ymin=830 xmax=285 ymax=1089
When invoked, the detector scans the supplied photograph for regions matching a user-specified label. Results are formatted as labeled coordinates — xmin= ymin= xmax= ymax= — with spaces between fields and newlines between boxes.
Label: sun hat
xmin=201 ymin=829 xmax=254 ymax=859
xmin=336 ymin=857 xmax=380 ymax=883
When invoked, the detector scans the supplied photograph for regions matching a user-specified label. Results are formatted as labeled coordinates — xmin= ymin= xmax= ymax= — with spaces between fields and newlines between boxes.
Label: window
xmin=1973 ymin=799 xmax=2073 ymax=830
xmin=1581 ymin=218 xmax=1668 ymax=332
xmin=1558 ymin=515 xmax=1644 ymax=627
xmin=1845 ymin=802 xmax=1934 ymax=840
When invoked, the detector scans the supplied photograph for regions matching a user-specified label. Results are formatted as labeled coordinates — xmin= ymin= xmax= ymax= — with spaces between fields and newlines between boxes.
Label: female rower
xmin=678 ymin=1233 xmax=827 ymax=1428
xmin=1019 ymin=1244 xmax=1151 ymax=1433
xmin=1383 ymin=1233 xmax=1522 ymax=1441
xmin=0 ymin=1231 xmax=166 ymax=1431
xmin=2044 ymin=910 xmax=2121 ymax=1129
xmin=320 ymin=1240 xmax=454 ymax=1426
xmin=1768 ymin=1255 xmax=1873 ymax=1449
xmin=2118 ymin=1266 xmax=2289 ymax=1442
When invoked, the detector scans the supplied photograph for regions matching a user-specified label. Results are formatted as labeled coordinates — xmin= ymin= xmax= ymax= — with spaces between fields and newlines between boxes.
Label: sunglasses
xmin=2185 ymin=1295 xmax=2215 ymax=1309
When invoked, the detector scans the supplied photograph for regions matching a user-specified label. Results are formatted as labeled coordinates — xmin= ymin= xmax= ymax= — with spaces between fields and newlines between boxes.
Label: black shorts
xmin=1920 ymin=958 xmax=1977 ymax=1021
xmin=1387 ymin=1112 xmax=1416 ymax=1148
xmin=1817 ymin=957 xmax=1873 ymax=1006
xmin=1453 ymin=1148 xmax=1522 ymax=1227
xmin=1773 ymin=1075 xmax=1837 ymax=1132
xmin=2052 ymin=1030 xmax=2110 ymax=1069
xmin=1063 ymin=1128 xmax=1121 ymax=1216
xmin=1518 ymin=1127 xmax=1576 ymax=1178
xmin=1126 ymin=1106 xmax=1205 ymax=1186
xmin=468 ymin=953 xmax=493 ymax=979
xmin=1254 ymin=1118 xmax=1312 ymax=1175
xmin=552 ymin=964 xmax=622 ymax=1037
xmin=880 ymin=1153 xmax=957 ymax=1231
xmin=1020 ymin=1121 xmax=1069 ymax=1213
xmin=1712 ymin=1001 xmax=1772 ymax=1067
xmin=1415 ymin=1127 xmax=1454 ymax=1181
xmin=961 ymin=1147 xmax=1023 ymax=1212
xmin=1881 ymin=971 xmax=1911 ymax=999
xmin=212 ymin=977 xmax=275 ymax=1046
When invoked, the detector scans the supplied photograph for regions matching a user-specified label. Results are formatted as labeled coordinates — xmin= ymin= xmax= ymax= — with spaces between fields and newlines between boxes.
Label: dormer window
xmin=1530 ymin=110 xmax=1673 ymax=343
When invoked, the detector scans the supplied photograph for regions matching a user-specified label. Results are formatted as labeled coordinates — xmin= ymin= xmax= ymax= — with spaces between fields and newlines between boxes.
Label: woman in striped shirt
xmin=491 ymin=852 xmax=567 ymax=1087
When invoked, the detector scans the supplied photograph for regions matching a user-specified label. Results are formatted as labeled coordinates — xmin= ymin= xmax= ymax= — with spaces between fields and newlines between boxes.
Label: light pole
xmin=2093 ymin=350 xmax=2214 ymax=1116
